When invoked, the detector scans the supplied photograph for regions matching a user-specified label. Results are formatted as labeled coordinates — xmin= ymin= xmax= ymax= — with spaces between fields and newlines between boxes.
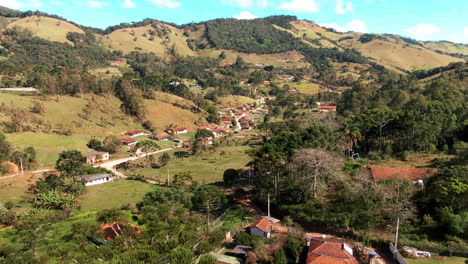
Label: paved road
xmin=95 ymin=147 xmax=175 ymax=178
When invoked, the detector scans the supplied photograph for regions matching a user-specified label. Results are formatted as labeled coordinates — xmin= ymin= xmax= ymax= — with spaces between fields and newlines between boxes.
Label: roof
xmin=83 ymin=174 xmax=110 ymax=183
xmin=371 ymin=167 xmax=434 ymax=181
xmin=154 ymin=133 xmax=169 ymax=139
xmin=232 ymin=245 xmax=252 ymax=256
xmin=211 ymin=253 xmax=241 ymax=264
xmin=0 ymin=87 xmax=37 ymax=92
xmin=173 ymin=127 xmax=187 ymax=131
xmin=307 ymin=237 xmax=358 ymax=264
xmin=101 ymin=222 xmax=141 ymax=240
xmin=198 ymin=126 xmax=209 ymax=130
xmin=126 ymin=129 xmax=142 ymax=135
xmin=120 ymin=137 xmax=136 ymax=143
xmin=250 ymin=217 xmax=272 ymax=232
xmin=318 ymin=105 xmax=337 ymax=110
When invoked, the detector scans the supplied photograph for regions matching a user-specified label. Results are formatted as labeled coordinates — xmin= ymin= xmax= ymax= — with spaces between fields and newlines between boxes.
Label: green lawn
xmin=123 ymin=146 xmax=253 ymax=184
xmin=6 ymin=132 xmax=90 ymax=167
xmin=289 ymin=82 xmax=322 ymax=95
xmin=78 ymin=180 xmax=160 ymax=211
xmin=405 ymin=256 xmax=467 ymax=264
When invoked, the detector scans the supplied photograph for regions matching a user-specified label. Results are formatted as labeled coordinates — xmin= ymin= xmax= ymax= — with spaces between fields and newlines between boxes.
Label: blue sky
xmin=2 ymin=0 xmax=467 ymax=43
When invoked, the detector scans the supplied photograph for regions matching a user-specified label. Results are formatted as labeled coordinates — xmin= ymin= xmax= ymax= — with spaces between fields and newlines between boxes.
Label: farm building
xmin=154 ymin=133 xmax=169 ymax=141
xmin=250 ymin=216 xmax=275 ymax=238
xmin=370 ymin=167 xmax=435 ymax=184
xmin=85 ymin=152 xmax=109 ymax=164
xmin=306 ymin=237 xmax=358 ymax=264
xmin=173 ymin=127 xmax=188 ymax=134
xmin=82 ymin=174 xmax=112 ymax=186
xmin=0 ymin=87 xmax=38 ymax=93
xmin=125 ymin=129 xmax=146 ymax=137
xmin=318 ymin=105 xmax=337 ymax=112
xmin=119 ymin=137 xmax=137 ymax=146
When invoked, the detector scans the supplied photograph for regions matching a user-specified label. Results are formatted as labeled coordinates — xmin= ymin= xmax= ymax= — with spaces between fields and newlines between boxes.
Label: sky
xmin=1 ymin=0 xmax=467 ymax=43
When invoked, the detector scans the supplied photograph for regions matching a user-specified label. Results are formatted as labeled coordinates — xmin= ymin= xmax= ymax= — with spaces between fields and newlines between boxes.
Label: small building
xmin=85 ymin=152 xmax=109 ymax=164
xmin=250 ymin=216 xmax=274 ymax=238
xmin=173 ymin=127 xmax=188 ymax=134
xmin=231 ymin=245 xmax=252 ymax=258
xmin=318 ymin=105 xmax=337 ymax=112
xmin=0 ymin=87 xmax=38 ymax=93
xmin=101 ymin=222 xmax=141 ymax=240
xmin=370 ymin=167 xmax=435 ymax=184
xmin=198 ymin=126 xmax=210 ymax=131
xmin=120 ymin=137 xmax=137 ymax=147
xmin=183 ymin=141 xmax=192 ymax=149
xmin=154 ymin=133 xmax=169 ymax=141
xmin=306 ymin=237 xmax=358 ymax=264
xmin=126 ymin=129 xmax=145 ymax=137
xmin=82 ymin=174 xmax=112 ymax=186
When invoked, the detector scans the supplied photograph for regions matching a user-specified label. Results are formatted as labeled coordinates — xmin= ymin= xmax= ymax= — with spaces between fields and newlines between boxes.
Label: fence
xmin=389 ymin=243 xmax=408 ymax=264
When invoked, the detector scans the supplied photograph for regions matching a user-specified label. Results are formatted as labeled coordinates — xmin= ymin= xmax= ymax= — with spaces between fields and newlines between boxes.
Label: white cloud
xmin=234 ymin=10 xmax=258 ymax=20
xmin=78 ymin=0 xmax=109 ymax=8
xmin=320 ymin=19 xmax=367 ymax=33
xmin=147 ymin=0 xmax=181 ymax=8
xmin=335 ymin=0 xmax=352 ymax=14
xmin=122 ymin=0 xmax=136 ymax=8
xmin=257 ymin=0 xmax=268 ymax=8
xmin=279 ymin=0 xmax=319 ymax=13
xmin=405 ymin=24 xmax=441 ymax=41
xmin=223 ymin=0 xmax=252 ymax=8
xmin=447 ymin=27 xmax=468 ymax=44
xmin=49 ymin=0 xmax=62 ymax=5
xmin=2 ymin=0 xmax=42 ymax=8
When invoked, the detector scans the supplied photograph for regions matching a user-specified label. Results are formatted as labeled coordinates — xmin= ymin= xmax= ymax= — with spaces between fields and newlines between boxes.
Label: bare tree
xmin=289 ymin=148 xmax=344 ymax=199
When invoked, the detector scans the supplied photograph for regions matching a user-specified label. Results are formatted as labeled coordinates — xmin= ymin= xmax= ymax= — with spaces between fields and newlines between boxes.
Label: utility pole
xmin=267 ymin=193 xmax=270 ymax=217
xmin=167 ymin=169 xmax=170 ymax=186
xmin=19 ymin=157 xmax=24 ymax=175
xmin=394 ymin=217 xmax=400 ymax=258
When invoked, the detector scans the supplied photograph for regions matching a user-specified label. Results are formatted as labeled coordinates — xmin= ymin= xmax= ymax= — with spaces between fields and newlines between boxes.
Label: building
xmin=125 ymin=129 xmax=145 ymax=137
xmin=0 ymin=87 xmax=38 ymax=93
xmin=173 ymin=127 xmax=188 ymax=134
xmin=370 ymin=167 xmax=435 ymax=184
xmin=119 ymin=137 xmax=137 ymax=147
xmin=318 ymin=105 xmax=337 ymax=112
xmin=250 ymin=216 xmax=275 ymax=238
xmin=183 ymin=141 xmax=192 ymax=149
xmin=306 ymin=237 xmax=358 ymax=264
xmin=154 ymin=133 xmax=169 ymax=141
xmin=82 ymin=174 xmax=112 ymax=186
xmin=242 ymin=126 xmax=252 ymax=131
xmin=85 ymin=152 xmax=109 ymax=164
xmin=101 ymin=222 xmax=141 ymax=240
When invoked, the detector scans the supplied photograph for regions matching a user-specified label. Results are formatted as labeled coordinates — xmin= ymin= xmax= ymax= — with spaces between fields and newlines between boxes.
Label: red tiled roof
xmin=250 ymin=217 xmax=272 ymax=232
xmin=101 ymin=222 xmax=141 ymax=241
xmin=318 ymin=105 xmax=337 ymax=110
xmin=120 ymin=137 xmax=136 ymax=143
xmin=173 ymin=127 xmax=187 ymax=131
xmin=198 ymin=126 xmax=209 ymax=131
xmin=126 ymin=129 xmax=142 ymax=135
xmin=307 ymin=237 xmax=358 ymax=264
xmin=371 ymin=167 xmax=434 ymax=181
xmin=154 ymin=133 xmax=169 ymax=140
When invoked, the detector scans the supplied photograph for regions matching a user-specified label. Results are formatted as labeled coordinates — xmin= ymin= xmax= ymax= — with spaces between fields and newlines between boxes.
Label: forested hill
xmin=0 ymin=6 xmax=466 ymax=73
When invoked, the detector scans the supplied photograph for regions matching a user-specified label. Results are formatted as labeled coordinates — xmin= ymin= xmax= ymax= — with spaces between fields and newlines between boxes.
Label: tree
xmin=136 ymin=140 xmax=160 ymax=167
xmin=195 ymin=129 xmax=215 ymax=139
xmin=192 ymin=185 xmax=224 ymax=232
xmin=102 ymin=136 xmax=121 ymax=153
xmin=172 ymin=172 xmax=193 ymax=188
xmin=223 ymin=168 xmax=239 ymax=187
xmin=170 ymin=247 xmax=194 ymax=264
xmin=55 ymin=150 xmax=84 ymax=179
xmin=30 ymin=100 xmax=45 ymax=115
xmin=0 ymin=132 xmax=11 ymax=162
xmin=87 ymin=138 xmax=102 ymax=150
xmin=275 ymin=248 xmax=287 ymax=264
xmin=159 ymin=152 xmax=171 ymax=167
xmin=289 ymin=148 xmax=343 ymax=199
xmin=199 ymin=254 xmax=217 ymax=264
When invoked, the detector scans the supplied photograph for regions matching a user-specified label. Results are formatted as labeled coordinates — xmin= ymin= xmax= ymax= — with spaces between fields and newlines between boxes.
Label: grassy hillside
xmin=423 ymin=41 xmax=468 ymax=56
xmin=7 ymin=15 xmax=83 ymax=44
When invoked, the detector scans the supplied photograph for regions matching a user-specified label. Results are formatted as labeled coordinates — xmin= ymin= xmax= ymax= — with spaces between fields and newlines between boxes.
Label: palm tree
xmin=341 ymin=122 xmax=361 ymax=157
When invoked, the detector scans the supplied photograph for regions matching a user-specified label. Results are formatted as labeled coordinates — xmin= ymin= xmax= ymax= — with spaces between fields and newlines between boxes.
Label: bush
xmin=235 ymin=231 xmax=253 ymax=246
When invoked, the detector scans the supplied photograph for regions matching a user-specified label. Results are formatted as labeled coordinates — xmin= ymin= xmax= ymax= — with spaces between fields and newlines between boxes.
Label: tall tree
xmin=55 ymin=150 xmax=84 ymax=179
xmin=192 ymin=185 xmax=224 ymax=232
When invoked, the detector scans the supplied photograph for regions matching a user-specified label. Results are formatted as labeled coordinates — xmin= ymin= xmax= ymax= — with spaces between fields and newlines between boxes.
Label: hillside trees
xmin=55 ymin=150 xmax=84 ymax=178
xmin=115 ymin=80 xmax=147 ymax=120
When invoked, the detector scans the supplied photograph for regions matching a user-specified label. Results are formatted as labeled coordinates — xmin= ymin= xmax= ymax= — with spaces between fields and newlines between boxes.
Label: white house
xmin=85 ymin=152 xmax=110 ymax=164
xmin=173 ymin=127 xmax=188 ymax=134
xmin=250 ymin=217 xmax=273 ymax=238
xmin=82 ymin=174 xmax=113 ymax=186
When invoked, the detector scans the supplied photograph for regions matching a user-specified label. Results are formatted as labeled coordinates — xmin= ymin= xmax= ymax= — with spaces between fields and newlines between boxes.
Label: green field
xmin=289 ymin=82 xmax=322 ymax=95
xmin=405 ymin=256 xmax=467 ymax=264
xmin=123 ymin=146 xmax=253 ymax=184
xmin=78 ymin=180 xmax=160 ymax=211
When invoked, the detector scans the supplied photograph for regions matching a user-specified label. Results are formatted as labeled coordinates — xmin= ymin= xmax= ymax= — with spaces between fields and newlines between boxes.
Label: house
xmin=198 ymin=137 xmax=213 ymax=145
xmin=0 ymin=87 xmax=38 ymax=93
xmin=183 ymin=141 xmax=192 ymax=149
xmin=126 ymin=129 xmax=145 ymax=137
xmin=82 ymin=174 xmax=112 ymax=186
xmin=101 ymin=222 xmax=141 ymax=240
xmin=173 ymin=127 xmax=188 ymax=134
xmin=85 ymin=152 xmax=110 ymax=164
xmin=218 ymin=127 xmax=229 ymax=134
xmin=370 ymin=167 xmax=435 ymax=184
xmin=250 ymin=216 xmax=274 ymax=238
xmin=242 ymin=126 xmax=251 ymax=131
xmin=154 ymin=133 xmax=169 ymax=141
xmin=198 ymin=126 xmax=210 ymax=131
xmin=318 ymin=105 xmax=337 ymax=112
xmin=120 ymin=137 xmax=137 ymax=147
xmin=306 ymin=237 xmax=358 ymax=264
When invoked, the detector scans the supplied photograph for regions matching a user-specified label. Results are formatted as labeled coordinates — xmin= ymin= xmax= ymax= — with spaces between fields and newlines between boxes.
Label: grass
xmin=289 ymin=82 xmax=322 ymax=95
xmin=145 ymin=98 xmax=206 ymax=131
xmin=0 ymin=172 xmax=43 ymax=210
xmin=78 ymin=180 xmax=160 ymax=211
xmin=217 ymin=95 xmax=257 ymax=107
xmin=405 ymin=256 xmax=467 ymax=264
xmin=367 ymin=152 xmax=454 ymax=168
xmin=7 ymin=16 xmax=83 ymax=44
xmin=6 ymin=133 xmax=90 ymax=167
xmin=123 ymin=146 xmax=253 ymax=184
